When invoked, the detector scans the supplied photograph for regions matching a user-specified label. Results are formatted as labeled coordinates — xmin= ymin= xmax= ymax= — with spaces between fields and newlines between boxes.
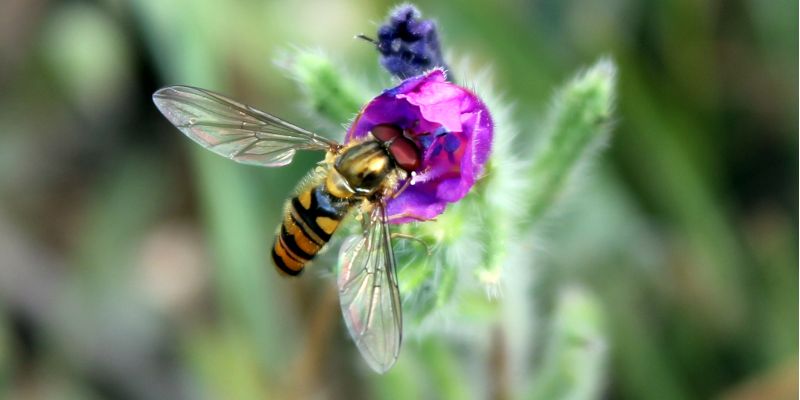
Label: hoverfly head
xmin=370 ymin=124 xmax=421 ymax=173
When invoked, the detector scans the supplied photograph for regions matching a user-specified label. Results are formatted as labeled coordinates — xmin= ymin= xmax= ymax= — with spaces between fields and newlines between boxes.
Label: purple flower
xmin=346 ymin=69 xmax=493 ymax=224
xmin=376 ymin=4 xmax=449 ymax=79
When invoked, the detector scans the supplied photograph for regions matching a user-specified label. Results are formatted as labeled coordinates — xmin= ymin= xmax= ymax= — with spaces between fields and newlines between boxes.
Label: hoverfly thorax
xmin=333 ymin=141 xmax=395 ymax=197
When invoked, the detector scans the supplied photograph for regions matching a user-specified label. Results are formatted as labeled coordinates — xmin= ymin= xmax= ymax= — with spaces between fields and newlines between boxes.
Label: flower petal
xmin=345 ymin=70 xmax=493 ymax=224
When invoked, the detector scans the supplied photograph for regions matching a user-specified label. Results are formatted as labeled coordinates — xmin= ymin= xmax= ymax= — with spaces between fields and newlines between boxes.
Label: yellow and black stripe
xmin=271 ymin=185 xmax=354 ymax=276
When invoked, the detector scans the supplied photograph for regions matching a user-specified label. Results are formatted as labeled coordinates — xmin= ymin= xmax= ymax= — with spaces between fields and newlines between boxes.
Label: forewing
xmin=338 ymin=204 xmax=402 ymax=373
xmin=153 ymin=86 xmax=338 ymax=167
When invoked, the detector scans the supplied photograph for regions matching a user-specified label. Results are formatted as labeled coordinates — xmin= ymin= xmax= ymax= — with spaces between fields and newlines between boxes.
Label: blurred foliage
xmin=0 ymin=0 xmax=796 ymax=399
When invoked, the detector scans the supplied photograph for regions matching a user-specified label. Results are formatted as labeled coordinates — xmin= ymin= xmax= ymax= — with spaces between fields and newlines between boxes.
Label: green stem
xmin=528 ymin=287 xmax=608 ymax=400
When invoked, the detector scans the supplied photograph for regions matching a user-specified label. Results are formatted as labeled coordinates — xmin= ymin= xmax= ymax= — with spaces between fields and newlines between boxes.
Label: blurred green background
xmin=0 ymin=0 xmax=796 ymax=399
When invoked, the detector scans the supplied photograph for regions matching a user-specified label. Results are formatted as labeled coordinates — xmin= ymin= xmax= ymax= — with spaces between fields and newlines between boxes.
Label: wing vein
xmin=337 ymin=204 xmax=402 ymax=373
xmin=153 ymin=85 xmax=338 ymax=167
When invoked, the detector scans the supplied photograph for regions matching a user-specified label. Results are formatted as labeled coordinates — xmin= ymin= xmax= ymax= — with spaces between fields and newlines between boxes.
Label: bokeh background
xmin=0 ymin=0 xmax=796 ymax=399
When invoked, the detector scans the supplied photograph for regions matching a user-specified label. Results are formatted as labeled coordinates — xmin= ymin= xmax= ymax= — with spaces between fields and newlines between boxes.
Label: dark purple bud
xmin=374 ymin=4 xmax=450 ymax=80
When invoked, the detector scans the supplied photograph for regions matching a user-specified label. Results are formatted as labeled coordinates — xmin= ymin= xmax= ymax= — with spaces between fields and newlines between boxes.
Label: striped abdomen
xmin=272 ymin=185 xmax=354 ymax=276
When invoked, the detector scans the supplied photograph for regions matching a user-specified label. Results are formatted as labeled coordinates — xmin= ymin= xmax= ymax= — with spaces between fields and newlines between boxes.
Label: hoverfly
xmin=153 ymin=86 xmax=422 ymax=373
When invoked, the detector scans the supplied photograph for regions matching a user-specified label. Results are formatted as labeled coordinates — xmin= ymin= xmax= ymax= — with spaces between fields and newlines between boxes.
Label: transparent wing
xmin=152 ymin=85 xmax=339 ymax=167
xmin=337 ymin=203 xmax=402 ymax=373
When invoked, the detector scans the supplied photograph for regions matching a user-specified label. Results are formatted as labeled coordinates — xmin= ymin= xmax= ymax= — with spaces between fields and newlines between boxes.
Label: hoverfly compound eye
xmin=370 ymin=124 xmax=403 ymax=142
xmin=388 ymin=137 xmax=421 ymax=172
xmin=369 ymin=124 xmax=421 ymax=173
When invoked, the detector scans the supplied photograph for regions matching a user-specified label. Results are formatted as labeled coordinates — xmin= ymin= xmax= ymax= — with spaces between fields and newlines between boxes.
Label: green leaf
xmin=527 ymin=58 xmax=617 ymax=224
xmin=278 ymin=49 xmax=371 ymax=132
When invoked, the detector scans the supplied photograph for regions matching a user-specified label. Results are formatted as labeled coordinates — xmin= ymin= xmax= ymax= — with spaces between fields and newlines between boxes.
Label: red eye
xmin=388 ymin=137 xmax=420 ymax=172
xmin=369 ymin=124 xmax=420 ymax=172
xmin=370 ymin=124 xmax=402 ymax=142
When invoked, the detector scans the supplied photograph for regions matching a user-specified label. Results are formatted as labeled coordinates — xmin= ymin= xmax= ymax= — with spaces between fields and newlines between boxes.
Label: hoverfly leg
xmin=390 ymin=178 xmax=413 ymax=199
